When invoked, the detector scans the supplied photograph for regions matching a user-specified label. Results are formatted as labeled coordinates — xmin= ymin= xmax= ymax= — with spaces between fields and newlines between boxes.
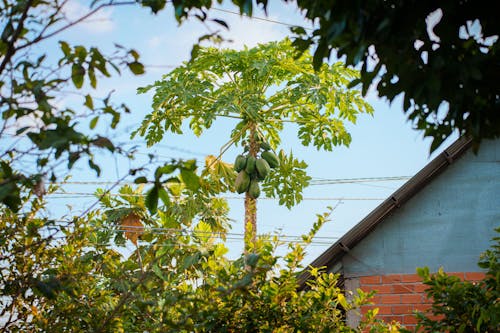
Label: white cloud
xmin=62 ymin=1 xmax=115 ymax=33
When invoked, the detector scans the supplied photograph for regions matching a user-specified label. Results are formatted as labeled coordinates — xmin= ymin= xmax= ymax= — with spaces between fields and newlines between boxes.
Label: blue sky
xmin=37 ymin=1 xmax=458 ymax=261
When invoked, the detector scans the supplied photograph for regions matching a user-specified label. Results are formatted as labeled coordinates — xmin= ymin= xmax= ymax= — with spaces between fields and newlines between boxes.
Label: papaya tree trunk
xmin=244 ymin=123 xmax=258 ymax=251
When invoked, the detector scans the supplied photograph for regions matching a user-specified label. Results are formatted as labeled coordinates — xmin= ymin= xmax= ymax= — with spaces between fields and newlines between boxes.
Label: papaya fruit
xmin=248 ymin=179 xmax=260 ymax=199
xmin=235 ymin=170 xmax=251 ymax=194
xmin=260 ymin=142 xmax=271 ymax=151
xmin=261 ymin=151 xmax=279 ymax=168
xmin=255 ymin=158 xmax=270 ymax=179
xmin=234 ymin=154 xmax=246 ymax=172
xmin=245 ymin=155 xmax=256 ymax=174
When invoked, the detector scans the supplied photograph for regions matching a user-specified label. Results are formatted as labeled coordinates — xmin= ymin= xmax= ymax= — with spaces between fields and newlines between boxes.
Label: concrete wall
xmin=342 ymin=139 xmax=500 ymax=277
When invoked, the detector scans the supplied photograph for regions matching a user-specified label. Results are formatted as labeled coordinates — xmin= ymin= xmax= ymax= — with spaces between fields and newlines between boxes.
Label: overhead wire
xmin=43 ymin=220 xmax=341 ymax=245
xmin=51 ymin=175 xmax=411 ymax=186
xmin=210 ymin=7 xmax=314 ymax=30
xmin=45 ymin=192 xmax=385 ymax=201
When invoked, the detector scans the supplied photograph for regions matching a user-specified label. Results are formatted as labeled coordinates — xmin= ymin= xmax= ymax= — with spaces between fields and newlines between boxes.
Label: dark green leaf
xmin=141 ymin=0 xmax=167 ymax=13
xmin=84 ymin=94 xmax=94 ymax=110
xmin=89 ymin=116 xmax=98 ymax=129
xmin=180 ymin=169 xmax=200 ymax=191
xmin=91 ymin=136 xmax=114 ymax=151
xmin=145 ymin=186 xmax=159 ymax=213
xmin=134 ymin=176 xmax=148 ymax=184
xmin=128 ymin=61 xmax=145 ymax=75
xmin=88 ymin=159 xmax=101 ymax=176
xmin=155 ymin=164 xmax=177 ymax=180
xmin=71 ymin=64 xmax=85 ymax=88
xmin=158 ymin=187 xmax=170 ymax=206
xmin=59 ymin=41 xmax=71 ymax=57
xmin=212 ymin=19 xmax=229 ymax=29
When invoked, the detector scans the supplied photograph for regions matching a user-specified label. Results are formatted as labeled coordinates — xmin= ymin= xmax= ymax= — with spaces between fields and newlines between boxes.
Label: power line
xmin=46 ymin=192 xmax=385 ymax=201
xmin=44 ymin=221 xmax=340 ymax=245
xmin=310 ymin=176 xmax=411 ymax=185
xmin=51 ymin=176 xmax=411 ymax=185
xmin=52 ymin=176 xmax=411 ymax=186
xmin=210 ymin=7 xmax=313 ymax=30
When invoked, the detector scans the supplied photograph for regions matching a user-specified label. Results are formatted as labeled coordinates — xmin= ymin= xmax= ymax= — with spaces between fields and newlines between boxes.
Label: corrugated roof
xmin=298 ymin=136 xmax=473 ymax=289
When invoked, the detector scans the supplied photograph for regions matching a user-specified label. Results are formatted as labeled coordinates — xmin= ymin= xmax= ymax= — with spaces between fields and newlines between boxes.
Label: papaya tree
xmin=134 ymin=39 xmax=373 ymax=250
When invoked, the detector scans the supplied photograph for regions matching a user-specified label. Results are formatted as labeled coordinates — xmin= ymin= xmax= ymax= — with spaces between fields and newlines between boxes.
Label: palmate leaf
xmin=202 ymin=155 xmax=237 ymax=193
xmin=134 ymin=39 xmax=372 ymax=150
xmin=135 ymin=39 xmax=372 ymax=212
xmin=262 ymin=150 xmax=311 ymax=209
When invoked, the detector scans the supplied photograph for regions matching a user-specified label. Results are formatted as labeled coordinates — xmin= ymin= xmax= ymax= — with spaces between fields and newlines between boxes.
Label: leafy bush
xmin=412 ymin=227 xmax=500 ymax=332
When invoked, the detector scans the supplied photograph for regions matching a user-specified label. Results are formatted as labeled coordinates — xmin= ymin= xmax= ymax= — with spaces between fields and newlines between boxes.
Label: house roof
xmin=298 ymin=136 xmax=473 ymax=288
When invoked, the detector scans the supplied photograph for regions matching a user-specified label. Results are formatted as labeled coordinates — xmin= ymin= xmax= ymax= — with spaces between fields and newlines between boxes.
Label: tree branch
xmin=0 ymin=0 xmax=35 ymax=76
xmin=14 ymin=1 xmax=136 ymax=53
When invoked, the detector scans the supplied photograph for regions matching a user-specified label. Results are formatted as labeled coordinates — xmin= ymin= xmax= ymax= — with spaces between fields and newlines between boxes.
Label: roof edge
xmin=298 ymin=136 xmax=472 ymax=289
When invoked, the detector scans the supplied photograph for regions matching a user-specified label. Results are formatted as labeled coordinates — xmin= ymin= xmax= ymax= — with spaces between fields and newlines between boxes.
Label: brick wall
xmin=356 ymin=272 xmax=486 ymax=328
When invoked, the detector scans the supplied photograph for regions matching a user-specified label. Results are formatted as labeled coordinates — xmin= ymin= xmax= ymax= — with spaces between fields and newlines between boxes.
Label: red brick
xmin=361 ymin=305 xmax=392 ymax=315
xmin=360 ymin=275 xmax=381 ymax=284
xmin=369 ymin=295 xmax=381 ymax=304
xmin=381 ymin=295 xmax=400 ymax=304
xmin=403 ymin=315 xmax=419 ymax=324
xmin=372 ymin=284 xmax=393 ymax=294
xmin=426 ymin=314 xmax=445 ymax=321
xmin=413 ymin=304 xmax=432 ymax=312
xmin=414 ymin=284 xmax=429 ymax=292
xmin=381 ymin=274 xmax=402 ymax=283
xmin=465 ymin=272 xmax=485 ymax=281
xmin=359 ymin=285 xmax=372 ymax=292
xmin=380 ymin=315 xmax=403 ymax=323
xmin=376 ymin=305 xmax=393 ymax=315
xmin=392 ymin=305 xmax=413 ymax=314
xmin=392 ymin=284 xmax=414 ymax=293
xmin=401 ymin=274 xmax=422 ymax=283
xmin=421 ymin=296 xmax=434 ymax=304
xmin=361 ymin=305 xmax=374 ymax=314
xmin=401 ymin=294 xmax=422 ymax=304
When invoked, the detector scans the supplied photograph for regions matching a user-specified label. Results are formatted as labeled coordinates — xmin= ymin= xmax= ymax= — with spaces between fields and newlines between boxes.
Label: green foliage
xmin=0 ymin=0 xmax=169 ymax=211
xmin=134 ymin=39 xmax=371 ymax=209
xmin=289 ymin=1 xmax=499 ymax=151
xmin=410 ymin=228 xmax=500 ymax=332
xmin=0 ymin=178 xmax=397 ymax=332
xmin=262 ymin=150 xmax=311 ymax=209
xmin=134 ymin=39 xmax=371 ymax=150
xmin=167 ymin=0 xmax=498 ymax=151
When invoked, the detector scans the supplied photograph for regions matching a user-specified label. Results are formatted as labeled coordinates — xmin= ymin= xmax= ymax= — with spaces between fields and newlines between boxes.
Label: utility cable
xmin=45 ymin=192 xmax=385 ymax=201
xmin=210 ymin=7 xmax=314 ymax=30
xmin=51 ymin=176 xmax=411 ymax=186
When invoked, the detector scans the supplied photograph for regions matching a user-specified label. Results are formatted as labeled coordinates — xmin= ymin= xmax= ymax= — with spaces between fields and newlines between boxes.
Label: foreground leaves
xmin=0 ymin=193 xmax=397 ymax=332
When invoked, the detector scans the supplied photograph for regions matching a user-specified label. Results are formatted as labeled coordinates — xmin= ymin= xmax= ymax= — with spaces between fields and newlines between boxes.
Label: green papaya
xmin=261 ymin=151 xmax=279 ymax=168
xmin=260 ymin=141 xmax=271 ymax=151
xmin=235 ymin=170 xmax=250 ymax=194
xmin=255 ymin=158 xmax=270 ymax=179
xmin=248 ymin=179 xmax=260 ymax=199
xmin=245 ymin=155 xmax=256 ymax=174
xmin=234 ymin=154 xmax=247 ymax=172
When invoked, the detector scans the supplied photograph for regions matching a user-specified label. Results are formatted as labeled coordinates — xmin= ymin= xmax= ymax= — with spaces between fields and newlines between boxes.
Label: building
xmin=300 ymin=137 xmax=500 ymax=328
